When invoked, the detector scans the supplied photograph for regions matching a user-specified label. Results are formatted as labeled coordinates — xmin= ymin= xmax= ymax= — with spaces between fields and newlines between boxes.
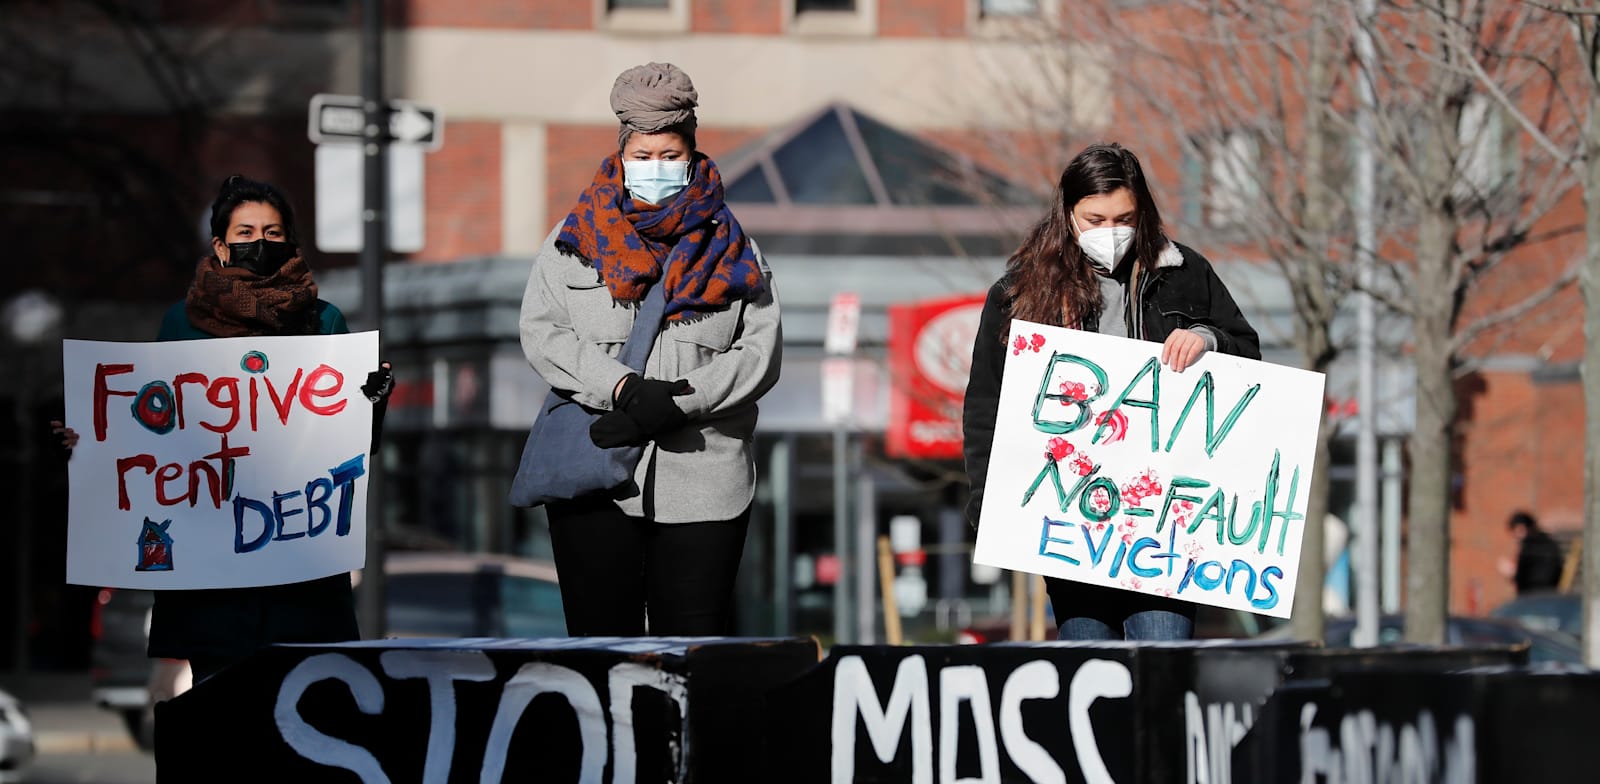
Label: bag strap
xmin=615 ymin=283 xmax=668 ymax=372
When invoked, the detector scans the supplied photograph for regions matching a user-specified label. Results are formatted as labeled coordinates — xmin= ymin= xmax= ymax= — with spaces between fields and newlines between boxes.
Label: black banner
xmin=154 ymin=637 xmax=818 ymax=783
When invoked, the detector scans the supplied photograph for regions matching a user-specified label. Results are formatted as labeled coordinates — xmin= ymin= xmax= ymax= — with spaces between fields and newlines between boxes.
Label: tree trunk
xmin=1581 ymin=79 xmax=1600 ymax=667
xmin=1405 ymin=209 xmax=1458 ymax=645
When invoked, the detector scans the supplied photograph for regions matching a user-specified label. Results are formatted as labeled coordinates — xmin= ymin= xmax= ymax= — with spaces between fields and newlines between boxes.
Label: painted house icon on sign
xmin=137 ymin=518 xmax=174 ymax=572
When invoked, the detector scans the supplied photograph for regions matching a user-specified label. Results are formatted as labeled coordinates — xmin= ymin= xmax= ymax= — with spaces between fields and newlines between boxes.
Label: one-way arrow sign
xmin=308 ymin=94 xmax=444 ymax=151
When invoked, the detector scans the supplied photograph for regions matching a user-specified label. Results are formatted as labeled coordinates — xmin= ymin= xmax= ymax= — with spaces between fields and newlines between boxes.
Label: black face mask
xmin=225 ymin=239 xmax=298 ymax=276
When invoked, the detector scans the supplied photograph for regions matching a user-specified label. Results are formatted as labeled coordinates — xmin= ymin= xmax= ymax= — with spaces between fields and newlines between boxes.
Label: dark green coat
xmin=145 ymin=299 xmax=361 ymax=661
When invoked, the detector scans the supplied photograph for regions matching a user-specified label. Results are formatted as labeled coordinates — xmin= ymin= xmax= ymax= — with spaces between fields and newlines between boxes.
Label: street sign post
xmin=308 ymin=93 xmax=444 ymax=150
xmin=309 ymin=93 xmax=442 ymax=253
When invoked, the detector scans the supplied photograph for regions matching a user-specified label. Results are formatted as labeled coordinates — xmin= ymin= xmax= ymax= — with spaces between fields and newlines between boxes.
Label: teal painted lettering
xmin=1078 ymin=477 xmax=1122 ymax=522
xmin=1252 ymin=566 xmax=1283 ymax=610
xmin=1225 ymin=559 xmax=1258 ymax=597
xmin=1163 ymin=371 xmax=1262 ymax=457
xmin=1023 ymin=458 xmax=1097 ymax=512
xmin=1079 ymin=523 xmax=1116 ymax=568
xmin=1193 ymin=560 xmax=1226 ymax=591
xmin=1097 ymin=357 xmax=1161 ymax=451
xmin=1186 ymin=488 xmax=1231 ymax=545
xmin=1155 ymin=476 xmax=1211 ymax=535
xmin=1128 ymin=537 xmax=1163 ymax=578
xmin=1255 ymin=451 xmax=1305 ymax=556
xmin=1032 ymin=353 xmax=1108 ymax=435
xmin=1039 ymin=517 xmax=1080 ymax=566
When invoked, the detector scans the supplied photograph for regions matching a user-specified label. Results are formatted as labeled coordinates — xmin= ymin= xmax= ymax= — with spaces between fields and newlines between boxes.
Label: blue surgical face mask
xmin=622 ymin=159 xmax=691 ymax=205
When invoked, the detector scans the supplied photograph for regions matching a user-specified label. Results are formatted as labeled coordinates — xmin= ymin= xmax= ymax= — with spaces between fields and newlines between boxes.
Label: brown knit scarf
xmin=184 ymin=255 xmax=320 ymax=337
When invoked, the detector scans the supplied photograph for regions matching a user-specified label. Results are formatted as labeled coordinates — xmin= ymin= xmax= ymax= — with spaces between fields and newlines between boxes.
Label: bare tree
xmin=1349 ymin=0 xmax=1581 ymax=642
xmin=1457 ymin=0 xmax=1600 ymax=664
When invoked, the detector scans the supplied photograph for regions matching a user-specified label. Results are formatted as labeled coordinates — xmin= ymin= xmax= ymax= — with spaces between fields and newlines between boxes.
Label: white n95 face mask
xmin=623 ymin=160 xmax=691 ymax=205
xmin=1075 ymin=219 xmax=1135 ymax=270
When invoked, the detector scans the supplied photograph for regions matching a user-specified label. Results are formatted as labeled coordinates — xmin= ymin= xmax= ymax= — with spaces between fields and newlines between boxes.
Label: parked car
xmin=1490 ymin=591 xmax=1580 ymax=640
xmin=362 ymin=551 xmax=565 ymax=638
xmin=90 ymin=552 xmax=564 ymax=749
xmin=1262 ymin=614 xmax=1583 ymax=665
xmin=0 ymin=687 xmax=33 ymax=783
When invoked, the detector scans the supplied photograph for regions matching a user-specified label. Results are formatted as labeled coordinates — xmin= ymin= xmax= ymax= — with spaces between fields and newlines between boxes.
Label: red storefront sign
xmin=886 ymin=293 xmax=987 ymax=459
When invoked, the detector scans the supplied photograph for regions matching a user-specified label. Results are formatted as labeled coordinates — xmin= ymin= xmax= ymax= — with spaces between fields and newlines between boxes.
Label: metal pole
xmin=772 ymin=436 xmax=794 ymax=636
xmin=1353 ymin=0 xmax=1381 ymax=647
xmin=357 ymin=0 xmax=388 ymax=640
xmin=855 ymin=456 xmax=876 ymax=645
xmin=833 ymin=425 xmax=851 ymax=645
xmin=1381 ymin=437 xmax=1403 ymax=614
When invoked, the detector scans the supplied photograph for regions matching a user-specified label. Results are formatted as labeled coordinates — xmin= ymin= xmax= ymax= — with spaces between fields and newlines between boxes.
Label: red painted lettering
xmin=94 ymin=364 xmax=136 ymax=442
xmin=154 ymin=463 xmax=185 ymax=506
xmin=116 ymin=454 xmax=156 ymax=511
xmin=173 ymin=373 xmax=209 ymax=431
xmin=299 ymin=365 xmax=347 ymax=417
xmin=201 ymin=377 xmax=241 ymax=434
xmin=265 ymin=368 xmax=304 ymax=425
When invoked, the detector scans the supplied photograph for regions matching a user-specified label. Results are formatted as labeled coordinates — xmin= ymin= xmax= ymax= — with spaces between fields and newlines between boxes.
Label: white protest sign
xmin=972 ymin=320 xmax=1324 ymax=618
xmin=63 ymin=332 xmax=379 ymax=589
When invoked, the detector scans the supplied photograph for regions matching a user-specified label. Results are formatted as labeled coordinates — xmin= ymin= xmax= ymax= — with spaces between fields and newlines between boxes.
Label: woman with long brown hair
xmin=962 ymin=143 xmax=1260 ymax=641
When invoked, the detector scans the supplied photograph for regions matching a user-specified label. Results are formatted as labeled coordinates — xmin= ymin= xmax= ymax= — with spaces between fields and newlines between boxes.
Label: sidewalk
xmin=0 ymin=672 xmax=138 ymax=754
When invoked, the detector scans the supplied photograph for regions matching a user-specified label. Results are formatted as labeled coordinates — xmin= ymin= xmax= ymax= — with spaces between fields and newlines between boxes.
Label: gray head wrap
xmin=610 ymin=62 xmax=699 ymax=149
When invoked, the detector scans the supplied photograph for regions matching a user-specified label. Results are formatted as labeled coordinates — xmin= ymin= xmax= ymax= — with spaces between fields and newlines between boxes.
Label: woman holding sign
xmin=56 ymin=175 xmax=392 ymax=681
xmin=962 ymin=143 xmax=1260 ymax=641
xmin=519 ymin=63 xmax=781 ymax=637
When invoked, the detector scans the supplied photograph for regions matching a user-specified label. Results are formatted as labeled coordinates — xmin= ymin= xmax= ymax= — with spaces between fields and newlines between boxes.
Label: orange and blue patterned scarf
xmin=557 ymin=152 xmax=765 ymax=323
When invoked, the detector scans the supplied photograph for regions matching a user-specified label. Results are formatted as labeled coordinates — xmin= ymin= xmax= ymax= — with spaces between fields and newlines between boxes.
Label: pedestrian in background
xmin=55 ymin=175 xmax=392 ymax=682
xmin=1501 ymin=510 xmax=1564 ymax=595
xmin=962 ymin=143 xmax=1260 ymax=642
xmin=520 ymin=63 xmax=781 ymax=636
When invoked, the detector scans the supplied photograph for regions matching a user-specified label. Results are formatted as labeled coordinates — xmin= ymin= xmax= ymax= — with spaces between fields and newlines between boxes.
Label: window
xmin=979 ymin=0 xmax=1039 ymax=16
xmin=787 ymin=0 xmax=875 ymax=35
xmin=1453 ymin=94 xmax=1515 ymax=203
xmin=1184 ymin=130 xmax=1261 ymax=230
xmin=597 ymin=0 xmax=688 ymax=32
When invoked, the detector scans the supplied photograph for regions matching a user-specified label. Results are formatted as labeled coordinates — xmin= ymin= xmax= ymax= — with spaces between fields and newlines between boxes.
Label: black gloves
xmin=614 ymin=374 xmax=690 ymax=433
xmin=362 ymin=363 xmax=394 ymax=403
xmin=590 ymin=411 xmax=647 ymax=449
xmin=588 ymin=373 xmax=691 ymax=448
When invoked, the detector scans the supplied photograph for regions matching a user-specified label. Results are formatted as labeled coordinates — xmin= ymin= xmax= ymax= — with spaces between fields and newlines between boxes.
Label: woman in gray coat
xmin=520 ymin=63 xmax=781 ymax=636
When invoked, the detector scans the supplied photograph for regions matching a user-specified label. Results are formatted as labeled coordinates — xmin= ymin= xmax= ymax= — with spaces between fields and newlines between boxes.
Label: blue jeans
xmin=1045 ymin=577 xmax=1196 ymax=641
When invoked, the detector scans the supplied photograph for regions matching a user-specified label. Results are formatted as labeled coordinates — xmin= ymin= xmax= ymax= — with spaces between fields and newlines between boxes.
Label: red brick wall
xmin=543 ymin=124 xmax=766 ymax=230
xmin=397 ymin=0 xmax=591 ymax=29
xmin=415 ymin=121 xmax=502 ymax=261
xmin=880 ymin=0 xmax=967 ymax=37
xmin=693 ymin=0 xmax=783 ymax=34
xmin=1450 ymin=370 xmax=1584 ymax=615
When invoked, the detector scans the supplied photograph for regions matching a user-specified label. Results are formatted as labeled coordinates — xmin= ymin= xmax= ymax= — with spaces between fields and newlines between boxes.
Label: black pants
xmin=547 ymin=495 xmax=750 ymax=636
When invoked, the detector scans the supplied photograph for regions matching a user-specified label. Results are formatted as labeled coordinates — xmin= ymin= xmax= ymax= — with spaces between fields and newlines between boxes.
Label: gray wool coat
xmin=519 ymin=228 xmax=782 ymax=523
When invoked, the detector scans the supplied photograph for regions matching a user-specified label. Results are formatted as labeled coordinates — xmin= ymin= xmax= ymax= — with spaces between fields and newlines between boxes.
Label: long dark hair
xmin=1004 ymin=143 xmax=1169 ymax=330
xmin=208 ymin=175 xmax=300 ymax=245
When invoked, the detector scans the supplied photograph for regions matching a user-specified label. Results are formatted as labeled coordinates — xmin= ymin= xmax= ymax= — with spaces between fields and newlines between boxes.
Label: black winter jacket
xmin=961 ymin=242 xmax=1261 ymax=527
xmin=146 ymin=301 xmax=361 ymax=662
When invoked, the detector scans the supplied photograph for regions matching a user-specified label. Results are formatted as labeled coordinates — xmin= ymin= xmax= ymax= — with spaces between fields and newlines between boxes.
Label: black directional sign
xmin=308 ymin=93 xmax=444 ymax=150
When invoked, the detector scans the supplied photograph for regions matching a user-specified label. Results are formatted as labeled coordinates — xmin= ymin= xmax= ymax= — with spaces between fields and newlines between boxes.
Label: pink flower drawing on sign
xmin=1069 ymin=452 xmax=1095 ymax=476
xmin=1171 ymin=499 xmax=1197 ymax=530
xmin=1123 ymin=577 xmax=1144 ymax=591
xmin=1088 ymin=487 xmax=1113 ymax=515
xmin=1057 ymin=380 xmax=1087 ymax=404
xmin=1029 ymin=333 xmax=1046 ymax=352
xmin=1012 ymin=334 xmax=1028 ymax=356
xmin=1120 ymin=470 xmax=1164 ymax=508
xmin=1095 ymin=408 xmax=1129 ymax=444
xmin=1046 ymin=437 xmax=1075 ymax=461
